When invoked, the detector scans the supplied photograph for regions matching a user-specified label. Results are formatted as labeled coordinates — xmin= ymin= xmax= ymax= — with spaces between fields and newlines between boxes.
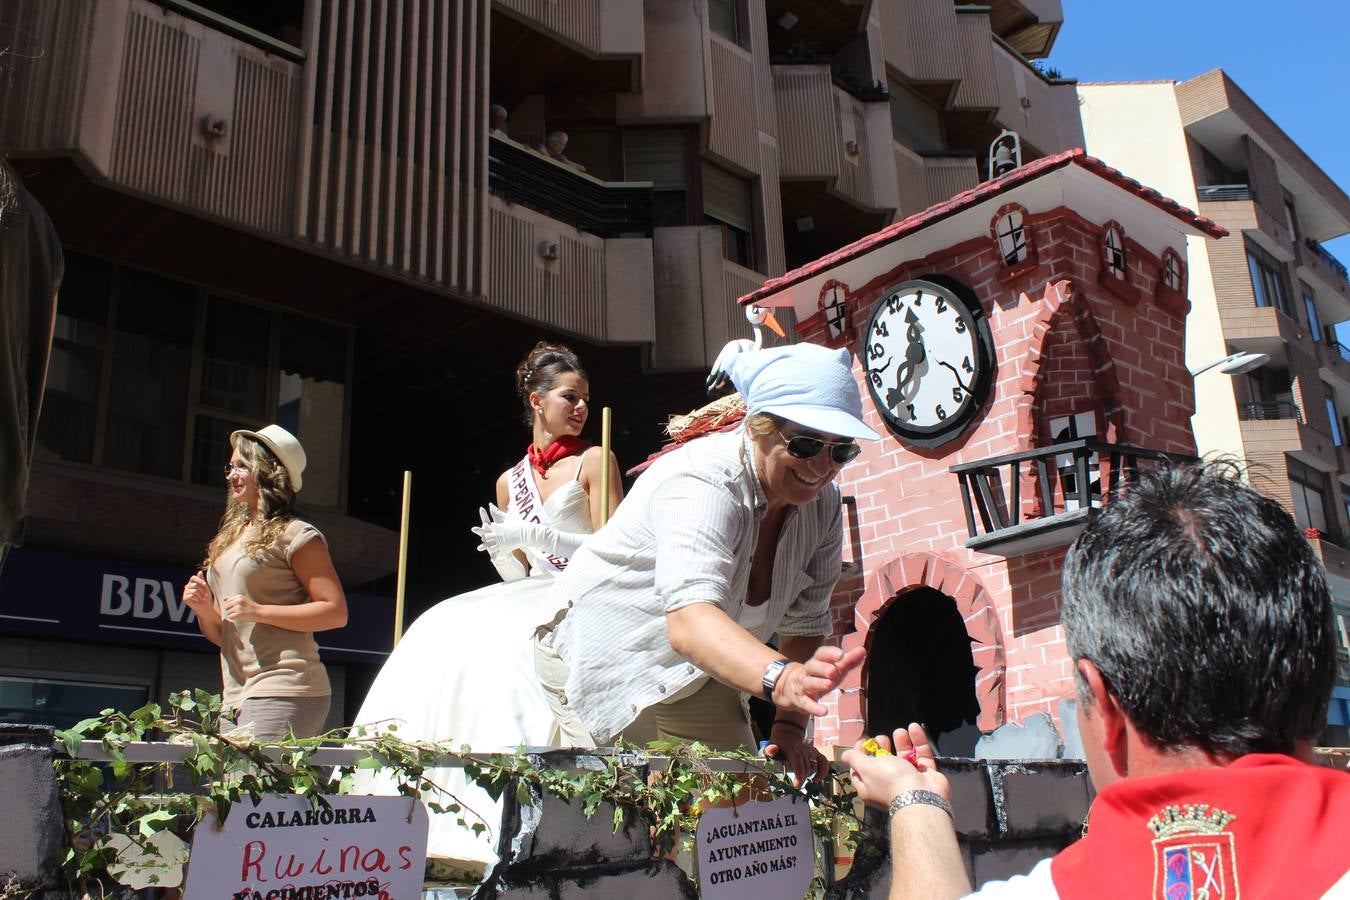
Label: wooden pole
xmin=393 ymin=470 xmax=412 ymax=647
xmin=600 ymin=407 xmax=612 ymax=526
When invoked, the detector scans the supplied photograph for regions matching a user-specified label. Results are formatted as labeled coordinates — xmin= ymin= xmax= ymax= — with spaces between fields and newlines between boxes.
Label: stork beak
xmin=762 ymin=309 xmax=786 ymax=338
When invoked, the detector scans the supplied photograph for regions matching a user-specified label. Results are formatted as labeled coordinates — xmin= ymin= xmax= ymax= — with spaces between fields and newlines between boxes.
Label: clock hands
xmin=885 ymin=308 xmax=925 ymax=410
xmin=938 ymin=360 xmax=973 ymax=395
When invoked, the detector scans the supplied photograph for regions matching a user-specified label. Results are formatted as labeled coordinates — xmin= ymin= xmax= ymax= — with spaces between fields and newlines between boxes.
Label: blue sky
xmin=1046 ymin=0 xmax=1350 ymax=261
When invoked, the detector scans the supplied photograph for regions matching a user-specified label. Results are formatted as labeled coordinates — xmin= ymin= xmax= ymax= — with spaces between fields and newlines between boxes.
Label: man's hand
xmin=770 ymin=644 xmax=866 ymax=717
xmin=841 ymin=723 xmax=949 ymax=809
xmin=764 ymin=723 xmax=828 ymax=788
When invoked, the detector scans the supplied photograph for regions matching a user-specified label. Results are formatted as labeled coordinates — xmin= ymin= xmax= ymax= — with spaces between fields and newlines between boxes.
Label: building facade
xmin=1078 ymin=71 xmax=1350 ymax=742
xmin=0 ymin=0 xmax=1079 ymax=730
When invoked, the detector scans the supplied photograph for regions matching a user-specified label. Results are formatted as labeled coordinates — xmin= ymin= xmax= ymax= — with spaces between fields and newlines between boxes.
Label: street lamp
xmin=1188 ymin=351 xmax=1270 ymax=378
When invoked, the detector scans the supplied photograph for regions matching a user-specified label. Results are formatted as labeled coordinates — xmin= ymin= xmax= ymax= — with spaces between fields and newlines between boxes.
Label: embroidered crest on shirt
xmin=1148 ymin=804 xmax=1239 ymax=900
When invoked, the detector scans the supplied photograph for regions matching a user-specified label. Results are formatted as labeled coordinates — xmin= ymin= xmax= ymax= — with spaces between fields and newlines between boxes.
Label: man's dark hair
xmin=1062 ymin=460 xmax=1335 ymax=757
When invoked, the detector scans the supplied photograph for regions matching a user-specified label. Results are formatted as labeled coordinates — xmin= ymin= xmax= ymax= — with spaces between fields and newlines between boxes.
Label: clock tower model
xmin=861 ymin=278 xmax=994 ymax=448
xmin=731 ymin=149 xmax=1223 ymax=752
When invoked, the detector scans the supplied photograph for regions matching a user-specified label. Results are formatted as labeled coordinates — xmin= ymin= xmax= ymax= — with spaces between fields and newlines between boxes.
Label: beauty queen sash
xmin=507 ymin=455 xmax=571 ymax=575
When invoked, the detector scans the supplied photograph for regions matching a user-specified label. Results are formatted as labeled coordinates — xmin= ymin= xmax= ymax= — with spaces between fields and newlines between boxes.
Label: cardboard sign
xmin=696 ymin=795 xmax=814 ymax=900
xmin=183 ymin=794 xmax=428 ymax=900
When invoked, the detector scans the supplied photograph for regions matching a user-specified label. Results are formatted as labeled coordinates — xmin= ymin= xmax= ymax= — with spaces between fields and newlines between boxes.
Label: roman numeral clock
xmin=861 ymin=278 xmax=995 ymax=448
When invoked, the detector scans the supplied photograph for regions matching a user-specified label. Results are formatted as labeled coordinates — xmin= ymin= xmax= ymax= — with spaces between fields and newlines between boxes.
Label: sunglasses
xmin=777 ymin=429 xmax=862 ymax=465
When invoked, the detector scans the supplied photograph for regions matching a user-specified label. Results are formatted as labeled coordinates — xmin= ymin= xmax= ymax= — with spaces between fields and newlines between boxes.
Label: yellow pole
xmin=600 ymin=407 xmax=612 ymax=526
xmin=393 ymin=470 xmax=412 ymax=647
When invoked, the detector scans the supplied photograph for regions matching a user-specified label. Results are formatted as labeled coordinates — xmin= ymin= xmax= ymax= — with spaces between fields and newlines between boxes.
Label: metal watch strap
xmin=760 ymin=658 xmax=790 ymax=702
xmin=888 ymin=789 xmax=954 ymax=820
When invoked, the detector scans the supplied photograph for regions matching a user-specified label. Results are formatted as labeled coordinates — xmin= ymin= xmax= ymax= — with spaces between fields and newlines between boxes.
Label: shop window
xmin=1247 ymin=241 xmax=1291 ymax=316
xmin=702 ymin=161 xmax=756 ymax=270
xmin=0 ymin=674 xmax=147 ymax=730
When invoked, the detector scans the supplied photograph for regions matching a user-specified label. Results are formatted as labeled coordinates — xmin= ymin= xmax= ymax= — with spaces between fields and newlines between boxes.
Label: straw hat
xmin=231 ymin=424 xmax=307 ymax=492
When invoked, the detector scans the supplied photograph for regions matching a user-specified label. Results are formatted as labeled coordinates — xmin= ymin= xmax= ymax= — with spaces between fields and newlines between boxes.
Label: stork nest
xmin=665 ymin=393 xmax=747 ymax=442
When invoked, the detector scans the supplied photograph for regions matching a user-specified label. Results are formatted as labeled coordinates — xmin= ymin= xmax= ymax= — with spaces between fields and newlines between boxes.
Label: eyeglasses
xmin=223 ymin=463 xmax=251 ymax=478
xmin=777 ymin=430 xmax=862 ymax=465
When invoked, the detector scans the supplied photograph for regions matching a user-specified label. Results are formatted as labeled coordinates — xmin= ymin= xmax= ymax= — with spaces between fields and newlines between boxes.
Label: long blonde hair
xmin=202 ymin=434 xmax=297 ymax=572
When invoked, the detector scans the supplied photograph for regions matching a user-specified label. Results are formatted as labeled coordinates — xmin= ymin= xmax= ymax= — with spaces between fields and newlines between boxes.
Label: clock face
xmin=861 ymin=279 xmax=993 ymax=446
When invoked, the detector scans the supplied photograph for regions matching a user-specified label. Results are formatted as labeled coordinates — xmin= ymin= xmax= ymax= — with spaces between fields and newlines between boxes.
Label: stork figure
xmin=705 ymin=304 xmax=786 ymax=395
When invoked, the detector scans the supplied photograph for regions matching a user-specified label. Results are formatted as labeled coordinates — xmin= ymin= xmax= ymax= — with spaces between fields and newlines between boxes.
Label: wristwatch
xmin=760 ymin=658 xmax=791 ymax=702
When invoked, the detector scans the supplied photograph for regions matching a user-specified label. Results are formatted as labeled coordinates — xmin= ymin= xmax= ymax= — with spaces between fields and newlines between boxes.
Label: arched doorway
xmin=865 ymin=587 xmax=982 ymax=757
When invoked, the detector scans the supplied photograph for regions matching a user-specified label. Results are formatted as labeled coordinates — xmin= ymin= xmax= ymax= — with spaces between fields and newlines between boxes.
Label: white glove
xmin=470 ymin=506 xmax=530 ymax=583
xmin=472 ymin=503 xmax=589 ymax=559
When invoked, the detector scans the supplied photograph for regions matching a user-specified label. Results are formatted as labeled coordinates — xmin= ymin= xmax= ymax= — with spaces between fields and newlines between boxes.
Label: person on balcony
xmin=181 ymin=425 xmax=348 ymax=740
xmin=537 ymin=130 xmax=585 ymax=173
xmin=533 ymin=343 xmax=876 ymax=785
xmin=843 ymin=461 xmax=1350 ymax=899
xmin=348 ymin=341 xmax=621 ymax=873
xmin=489 ymin=104 xmax=509 ymax=139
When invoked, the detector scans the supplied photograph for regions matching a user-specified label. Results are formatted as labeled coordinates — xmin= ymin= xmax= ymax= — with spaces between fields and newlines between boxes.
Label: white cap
xmin=727 ymin=343 xmax=880 ymax=440
xmin=231 ymin=424 xmax=307 ymax=492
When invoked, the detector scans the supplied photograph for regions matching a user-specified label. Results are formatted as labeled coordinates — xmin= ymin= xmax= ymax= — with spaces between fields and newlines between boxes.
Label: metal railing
xmin=1307 ymin=238 xmax=1350 ymax=282
xmin=949 ymin=439 xmax=1193 ymax=544
xmin=1326 ymin=336 xmax=1350 ymax=365
xmin=1238 ymin=400 xmax=1302 ymax=422
xmin=488 ymin=136 xmax=655 ymax=239
xmin=1196 ymin=184 xmax=1251 ymax=202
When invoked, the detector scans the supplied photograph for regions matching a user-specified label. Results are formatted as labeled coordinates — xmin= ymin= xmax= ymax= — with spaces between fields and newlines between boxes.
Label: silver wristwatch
xmin=760 ymin=658 xmax=791 ymax=702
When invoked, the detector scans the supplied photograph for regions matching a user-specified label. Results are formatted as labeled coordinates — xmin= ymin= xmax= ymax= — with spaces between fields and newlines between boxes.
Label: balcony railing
xmin=488 ymin=136 xmax=654 ymax=239
xmin=1238 ymin=400 xmax=1302 ymax=422
xmin=1307 ymin=238 xmax=1350 ymax=282
xmin=950 ymin=439 xmax=1194 ymax=557
xmin=1196 ymin=184 xmax=1252 ymax=202
xmin=1326 ymin=336 xmax=1350 ymax=365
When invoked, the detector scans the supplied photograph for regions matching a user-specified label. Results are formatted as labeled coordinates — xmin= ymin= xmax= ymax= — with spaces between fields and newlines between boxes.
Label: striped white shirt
xmin=550 ymin=427 xmax=844 ymax=743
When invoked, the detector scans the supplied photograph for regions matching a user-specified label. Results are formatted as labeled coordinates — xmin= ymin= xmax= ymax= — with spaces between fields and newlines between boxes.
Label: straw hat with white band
xmin=231 ymin=424 xmax=308 ymax=493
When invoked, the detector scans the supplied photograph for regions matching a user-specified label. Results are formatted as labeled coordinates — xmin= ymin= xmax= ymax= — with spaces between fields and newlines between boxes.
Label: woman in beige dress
xmin=182 ymin=424 xmax=347 ymax=739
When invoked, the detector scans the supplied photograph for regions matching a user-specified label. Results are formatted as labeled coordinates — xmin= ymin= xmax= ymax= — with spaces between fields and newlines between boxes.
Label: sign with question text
xmin=183 ymin=794 xmax=428 ymax=900
xmin=696 ymin=795 xmax=814 ymax=900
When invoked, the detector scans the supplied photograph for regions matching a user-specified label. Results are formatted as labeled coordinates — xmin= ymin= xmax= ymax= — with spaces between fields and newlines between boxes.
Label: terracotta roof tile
xmin=739 ymin=148 xmax=1227 ymax=307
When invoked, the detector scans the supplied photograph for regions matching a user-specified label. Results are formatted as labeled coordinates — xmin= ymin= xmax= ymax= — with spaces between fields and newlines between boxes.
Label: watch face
xmin=862 ymin=279 xmax=992 ymax=446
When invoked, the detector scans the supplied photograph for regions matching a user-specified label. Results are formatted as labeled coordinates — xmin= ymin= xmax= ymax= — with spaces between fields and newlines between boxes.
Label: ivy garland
xmin=24 ymin=689 xmax=880 ymax=897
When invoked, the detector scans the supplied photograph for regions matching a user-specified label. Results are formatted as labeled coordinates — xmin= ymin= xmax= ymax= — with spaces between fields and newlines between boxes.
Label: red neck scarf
xmin=528 ymin=435 xmax=590 ymax=475
xmin=1051 ymin=754 xmax=1350 ymax=899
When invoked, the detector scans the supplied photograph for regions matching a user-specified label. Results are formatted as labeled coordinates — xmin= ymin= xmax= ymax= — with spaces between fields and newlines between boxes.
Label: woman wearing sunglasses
xmin=181 ymin=424 xmax=347 ymax=740
xmin=534 ymin=342 xmax=878 ymax=787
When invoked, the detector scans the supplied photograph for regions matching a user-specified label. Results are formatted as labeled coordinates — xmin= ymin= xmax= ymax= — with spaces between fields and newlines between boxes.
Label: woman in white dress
xmin=349 ymin=342 xmax=622 ymax=871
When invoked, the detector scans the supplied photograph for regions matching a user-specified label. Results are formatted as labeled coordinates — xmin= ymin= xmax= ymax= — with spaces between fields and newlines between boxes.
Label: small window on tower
xmin=1163 ymin=250 xmax=1183 ymax=293
xmin=996 ymin=210 xmax=1028 ymax=266
xmin=1103 ymin=226 xmax=1126 ymax=280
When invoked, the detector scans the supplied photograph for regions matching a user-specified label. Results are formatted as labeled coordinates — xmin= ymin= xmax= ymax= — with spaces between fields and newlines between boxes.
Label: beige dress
xmin=207 ymin=518 xmax=332 ymax=710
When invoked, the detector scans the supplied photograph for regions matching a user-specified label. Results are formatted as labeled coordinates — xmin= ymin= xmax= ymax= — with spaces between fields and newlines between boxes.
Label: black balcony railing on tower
xmin=1196 ymin=184 xmax=1251 ymax=202
xmin=1238 ymin=400 xmax=1302 ymax=422
xmin=488 ymin=136 xmax=654 ymax=239
xmin=949 ymin=440 xmax=1195 ymax=557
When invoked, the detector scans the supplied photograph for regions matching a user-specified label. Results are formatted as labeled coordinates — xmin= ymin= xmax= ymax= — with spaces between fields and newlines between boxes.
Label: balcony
xmin=1197 ymin=184 xmax=1251 ymax=202
xmin=989 ymin=38 xmax=1083 ymax=155
xmin=1238 ymin=399 xmax=1302 ymax=421
xmin=488 ymin=136 xmax=653 ymax=239
xmin=986 ymin=0 xmax=1064 ymax=59
xmin=1304 ymin=238 xmax=1350 ymax=307
xmin=951 ymin=440 xmax=1193 ymax=558
xmin=1320 ymin=338 xmax=1350 ymax=387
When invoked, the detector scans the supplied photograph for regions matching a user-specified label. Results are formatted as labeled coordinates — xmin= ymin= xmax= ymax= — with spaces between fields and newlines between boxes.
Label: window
xmin=702 ymin=161 xmax=755 ymax=270
xmin=1327 ymin=382 xmax=1343 ymax=448
xmin=36 ymin=251 xmax=351 ymax=506
xmin=996 ymin=210 xmax=1028 ymax=265
xmin=887 ymin=80 xmax=944 ymax=152
xmin=1162 ymin=249 xmax=1184 ymax=293
xmin=708 ymin=0 xmax=744 ymax=46
xmin=1197 ymin=143 xmax=1241 ymax=186
xmin=1247 ymin=242 xmax=1291 ymax=315
xmin=0 ymin=675 xmax=147 ymax=730
xmin=1304 ymin=284 xmax=1321 ymax=342
xmin=1289 ymin=458 xmax=1329 ymax=533
xmin=1049 ymin=411 xmax=1100 ymax=510
xmin=624 ymin=130 xmax=690 ymax=227
xmin=1103 ymin=226 xmax=1126 ymax=280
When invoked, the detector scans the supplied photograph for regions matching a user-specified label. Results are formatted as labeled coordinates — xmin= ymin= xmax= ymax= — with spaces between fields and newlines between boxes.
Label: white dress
xmin=349 ymin=455 xmax=592 ymax=868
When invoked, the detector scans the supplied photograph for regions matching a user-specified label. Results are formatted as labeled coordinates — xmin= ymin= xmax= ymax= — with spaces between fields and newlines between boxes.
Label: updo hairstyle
xmin=515 ymin=341 xmax=587 ymax=426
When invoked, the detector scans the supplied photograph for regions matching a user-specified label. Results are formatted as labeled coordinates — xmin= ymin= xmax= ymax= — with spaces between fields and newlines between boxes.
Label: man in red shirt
xmin=844 ymin=462 xmax=1350 ymax=899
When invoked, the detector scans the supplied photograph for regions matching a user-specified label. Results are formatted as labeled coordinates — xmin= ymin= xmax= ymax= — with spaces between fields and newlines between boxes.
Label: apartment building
xmin=1079 ymin=71 xmax=1350 ymax=742
xmin=0 ymin=0 xmax=1079 ymax=728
